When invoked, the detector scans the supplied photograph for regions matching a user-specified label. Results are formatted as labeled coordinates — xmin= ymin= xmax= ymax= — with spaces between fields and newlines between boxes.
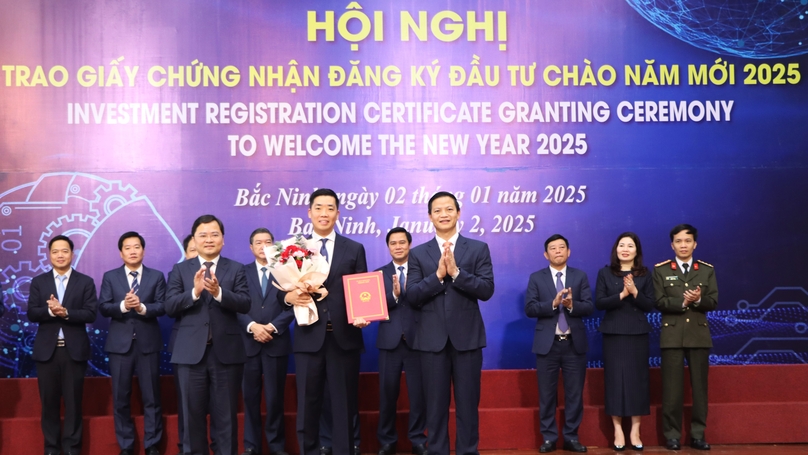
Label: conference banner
xmin=1 ymin=0 xmax=807 ymax=378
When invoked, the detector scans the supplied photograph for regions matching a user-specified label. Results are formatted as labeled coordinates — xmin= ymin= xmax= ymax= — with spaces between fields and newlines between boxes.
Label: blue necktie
xmin=130 ymin=271 xmax=139 ymax=294
xmin=320 ymin=238 xmax=329 ymax=263
xmin=203 ymin=261 xmax=213 ymax=280
xmin=261 ymin=266 xmax=268 ymax=297
xmin=398 ymin=266 xmax=406 ymax=293
xmin=556 ymin=271 xmax=569 ymax=333
xmin=57 ymin=275 xmax=67 ymax=339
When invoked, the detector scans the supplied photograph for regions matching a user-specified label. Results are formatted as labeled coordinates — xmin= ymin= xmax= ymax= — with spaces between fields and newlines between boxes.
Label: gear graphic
xmin=0 ymin=261 xmax=41 ymax=314
xmin=36 ymin=214 xmax=99 ymax=270
xmin=88 ymin=181 xmax=140 ymax=219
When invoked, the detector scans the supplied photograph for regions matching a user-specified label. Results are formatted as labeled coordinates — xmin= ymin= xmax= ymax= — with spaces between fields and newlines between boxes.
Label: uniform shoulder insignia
xmin=696 ymin=259 xmax=714 ymax=268
xmin=655 ymin=259 xmax=672 ymax=267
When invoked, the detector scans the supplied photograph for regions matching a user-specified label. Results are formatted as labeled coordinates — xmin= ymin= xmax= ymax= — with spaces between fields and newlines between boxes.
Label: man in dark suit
xmin=407 ymin=191 xmax=495 ymax=455
xmin=99 ymin=231 xmax=166 ymax=455
xmin=284 ymin=188 xmax=368 ymax=455
xmin=652 ymin=224 xmax=717 ymax=451
xmin=239 ymin=228 xmax=295 ymax=455
xmin=166 ymin=215 xmax=251 ymax=455
xmin=28 ymin=234 xmax=98 ymax=455
xmin=525 ymin=234 xmax=593 ymax=453
xmin=168 ymin=233 xmax=200 ymax=455
xmin=375 ymin=227 xmax=427 ymax=455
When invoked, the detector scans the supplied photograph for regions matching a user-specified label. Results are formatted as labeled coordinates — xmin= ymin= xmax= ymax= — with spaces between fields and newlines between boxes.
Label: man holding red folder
xmin=285 ymin=188 xmax=369 ymax=455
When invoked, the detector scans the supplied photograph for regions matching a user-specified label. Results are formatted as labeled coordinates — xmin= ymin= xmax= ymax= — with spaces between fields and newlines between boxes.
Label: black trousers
xmin=535 ymin=337 xmax=587 ymax=444
xmin=377 ymin=340 xmax=426 ymax=447
xmin=177 ymin=345 xmax=243 ymax=455
xmin=109 ymin=340 xmax=163 ymax=450
xmin=37 ymin=346 xmax=87 ymax=455
xmin=295 ymin=332 xmax=361 ymax=455
xmin=420 ymin=341 xmax=482 ymax=455
xmin=242 ymin=354 xmax=289 ymax=453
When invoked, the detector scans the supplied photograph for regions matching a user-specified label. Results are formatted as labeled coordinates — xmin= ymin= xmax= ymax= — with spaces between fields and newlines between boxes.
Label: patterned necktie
xmin=204 ymin=261 xmax=213 ymax=280
xmin=320 ymin=238 xmax=329 ymax=263
xmin=57 ymin=275 xmax=67 ymax=340
xmin=130 ymin=271 xmax=139 ymax=294
xmin=261 ymin=266 xmax=268 ymax=297
xmin=682 ymin=262 xmax=689 ymax=277
xmin=398 ymin=265 xmax=406 ymax=291
xmin=556 ymin=271 xmax=569 ymax=333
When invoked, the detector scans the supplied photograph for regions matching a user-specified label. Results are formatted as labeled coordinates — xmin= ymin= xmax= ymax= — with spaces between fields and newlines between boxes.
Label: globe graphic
xmin=626 ymin=0 xmax=808 ymax=58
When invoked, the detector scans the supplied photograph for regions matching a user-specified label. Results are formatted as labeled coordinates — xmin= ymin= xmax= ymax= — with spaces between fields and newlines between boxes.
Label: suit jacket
xmin=595 ymin=267 xmax=654 ymax=335
xmin=28 ymin=269 xmax=98 ymax=362
xmin=293 ymin=233 xmax=367 ymax=353
xmin=407 ymin=235 xmax=495 ymax=353
xmin=99 ymin=265 xmax=166 ymax=354
xmin=653 ymin=259 xmax=717 ymax=349
xmin=375 ymin=261 xmax=418 ymax=350
xmin=525 ymin=266 xmax=593 ymax=355
xmin=237 ymin=263 xmax=294 ymax=357
xmin=165 ymin=256 xmax=251 ymax=364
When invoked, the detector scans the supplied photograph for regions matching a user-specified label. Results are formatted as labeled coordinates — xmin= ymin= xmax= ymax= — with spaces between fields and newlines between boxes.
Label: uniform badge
xmin=665 ymin=276 xmax=678 ymax=281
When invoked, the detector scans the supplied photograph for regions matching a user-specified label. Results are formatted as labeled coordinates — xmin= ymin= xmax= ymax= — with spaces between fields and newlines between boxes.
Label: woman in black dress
xmin=595 ymin=232 xmax=655 ymax=451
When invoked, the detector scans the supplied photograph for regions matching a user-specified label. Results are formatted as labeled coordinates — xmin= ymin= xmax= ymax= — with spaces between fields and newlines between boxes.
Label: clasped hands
xmin=124 ymin=288 xmax=142 ymax=311
xmin=47 ymin=294 xmax=68 ymax=318
xmin=620 ymin=274 xmax=639 ymax=299
xmin=552 ymin=288 xmax=573 ymax=310
xmin=193 ymin=266 xmax=220 ymax=298
xmin=435 ymin=244 xmax=459 ymax=281
xmin=682 ymin=286 xmax=701 ymax=307
xmin=251 ymin=323 xmax=275 ymax=343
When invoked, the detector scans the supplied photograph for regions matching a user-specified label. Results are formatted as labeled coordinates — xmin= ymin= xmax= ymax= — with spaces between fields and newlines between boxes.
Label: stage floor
xmin=476 ymin=445 xmax=808 ymax=454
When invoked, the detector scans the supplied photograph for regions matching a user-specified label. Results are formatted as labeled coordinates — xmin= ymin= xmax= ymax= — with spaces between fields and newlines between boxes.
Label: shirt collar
xmin=548 ymin=265 xmax=568 ymax=277
xmin=124 ymin=264 xmax=144 ymax=276
xmin=53 ymin=268 xmax=72 ymax=279
xmin=676 ymin=258 xmax=693 ymax=271
xmin=435 ymin=232 xmax=459 ymax=248
xmin=198 ymin=255 xmax=221 ymax=267
xmin=256 ymin=260 xmax=269 ymax=271
xmin=311 ymin=230 xmax=336 ymax=243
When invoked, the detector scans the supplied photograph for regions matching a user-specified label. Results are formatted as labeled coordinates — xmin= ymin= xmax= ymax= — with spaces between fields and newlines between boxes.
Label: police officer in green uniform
xmin=653 ymin=224 xmax=717 ymax=451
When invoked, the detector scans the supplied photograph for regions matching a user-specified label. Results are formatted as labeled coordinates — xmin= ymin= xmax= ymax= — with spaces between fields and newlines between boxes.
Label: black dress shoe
xmin=119 ymin=449 xmax=134 ymax=455
xmin=242 ymin=448 xmax=259 ymax=455
xmin=665 ymin=439 xmax=680 ymax=450
xmin=563 ymin=440 xmax=587 ymax=453
xmin=630 ymin=444 xmax=643 ymax=451
xmin=613 ymin=444 xmax=625 ymax=451
xmin=378 ymin=443 xmax=397 ymax=455
xmin=354 ymin=446 xmax=362 ymax=455
xmin=410 ymin=444 xmax=427 ymax=455
xmin=271 ymin=451 xmax=291 ymax=455
xmin=146 ymin=446 xmax=161 ymax=455
xmin=539 ymin=440 xmax=556 ymax=453
xmin=321 ymin=447 xmax=333 ymax=455
xmin=690 ymin=439 xmax=711 ymax=451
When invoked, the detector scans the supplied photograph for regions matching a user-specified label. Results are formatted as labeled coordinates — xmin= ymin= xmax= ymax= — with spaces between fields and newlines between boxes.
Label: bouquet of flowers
xmin=265 ymin=235 xmax=329 ymax=326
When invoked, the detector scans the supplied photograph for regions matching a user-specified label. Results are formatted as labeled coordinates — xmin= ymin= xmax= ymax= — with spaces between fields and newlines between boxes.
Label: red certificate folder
xmin=343 ymin=271 xmax=389 ymax=324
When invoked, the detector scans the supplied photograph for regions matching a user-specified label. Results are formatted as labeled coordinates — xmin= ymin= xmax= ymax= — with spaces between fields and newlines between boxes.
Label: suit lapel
xmin=543 ymin=268 xmax=557 ymax=295
xmin=61 ymin=269 xmax=78 ymax=305
xmin=329 ymin=235 xmax=346 ymax=275
xmin=426 ymin=238 xmax=442 ymax=268
xmin=117 ymin=266 xmax=131 ymax=292
xmin=245 ymin=262 xmax=260 ymax=298
xmin=453 ymin=235 xmax=468 ymax=267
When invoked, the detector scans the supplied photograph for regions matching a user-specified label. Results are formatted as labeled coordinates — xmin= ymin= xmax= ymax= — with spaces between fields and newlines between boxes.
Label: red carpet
xmin=1 ymin=365 xmax=806 ymax=454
